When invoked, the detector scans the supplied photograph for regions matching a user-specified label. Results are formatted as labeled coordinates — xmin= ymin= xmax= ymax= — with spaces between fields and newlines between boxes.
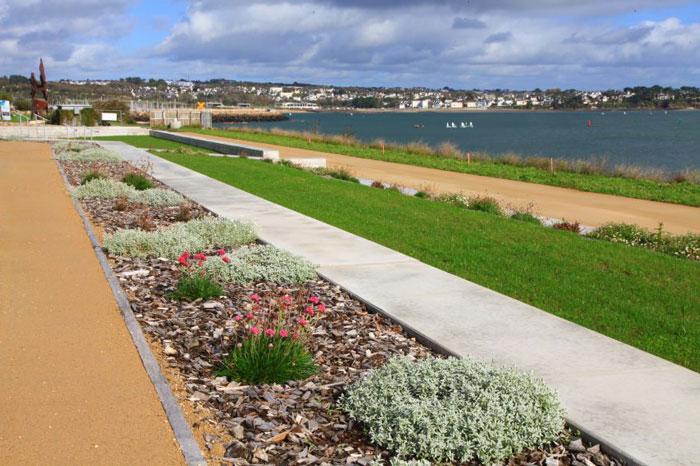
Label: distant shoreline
xmin=295 ymin=107 xmax=697 ymax=114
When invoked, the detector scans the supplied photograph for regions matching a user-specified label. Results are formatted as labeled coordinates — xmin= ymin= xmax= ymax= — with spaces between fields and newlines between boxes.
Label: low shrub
xmin=466 ymin=195 xmax=503 ymax=216
xmin=340 ymin=356 xmax=565 ymax=464
xmin=175 ymin=203 xmax=193 ymax=222
xmin=134 ymin=188 xmax=184 ymax=207
xmin=114 ymin=196 xmax=129 ymax=211
xmin=313 ymin=167 xmax=359 ymax=183
xmin=203 ymin=244 xmax=316 ymax=284
xmin=103 ymin=217 xmax=256 ymax=259
xmin=137 ymin=212 xmax=155 ymax=231
xmin=434 ymin=192 xmax=469 ymax=208
xmin=80 ymin=171 xmax=104 ymax=185
xmin=72 ymin=178 xmax=134 ymax=199
xmin=72 ymin=179 xmax=184 ymax=206
xmin=371 ymin=180 xmax=385 ymax=189
xmin=219 ymin=290 xmax=326 ymax=384
xmin=511 ymin=211 xmax=541 ymax=225
xmin=553 ymin=221 xmax=582 ymax=233
xmin=588 ymin=223 xmax=700 ymax=261
xmin=122 ymin=172 xmax=153 ymax=191
xmin=55 ymin=144 xmax=121 ymax=162
xmin=414 ymin=191 xmax=430 ymax=199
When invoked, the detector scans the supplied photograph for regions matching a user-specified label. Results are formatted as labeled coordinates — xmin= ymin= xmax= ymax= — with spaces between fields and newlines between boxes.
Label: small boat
xmin=460 ymin=122 xmax=467 ymax=128
xmin=446 ymin=122 xmax=457 ymax=129
xmin=413 ymin=123 xmax=424 ymax=128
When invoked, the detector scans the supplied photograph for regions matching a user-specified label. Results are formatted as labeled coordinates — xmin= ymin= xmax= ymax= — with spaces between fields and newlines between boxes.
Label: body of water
xmin=217 ymin=110 xmax=700 ymax=171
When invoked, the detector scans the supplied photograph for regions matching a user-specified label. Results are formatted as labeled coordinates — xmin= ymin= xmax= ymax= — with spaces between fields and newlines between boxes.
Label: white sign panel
xmin=101 ymin=112 xmax=118 ymax=121
xmin=0 ymin=100 xmax=10 ymax=121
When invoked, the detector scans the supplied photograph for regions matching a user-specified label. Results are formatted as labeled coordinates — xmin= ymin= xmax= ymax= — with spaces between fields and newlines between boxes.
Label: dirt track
xmin=183 ymin=132 xmax=700 ymax=234
xmin=0 ymin=142 xmax=184 ymax=465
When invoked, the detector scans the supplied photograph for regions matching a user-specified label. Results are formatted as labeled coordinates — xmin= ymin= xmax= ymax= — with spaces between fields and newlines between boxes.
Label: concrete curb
xmin=54 ymin=159 xmax=207 ymax=466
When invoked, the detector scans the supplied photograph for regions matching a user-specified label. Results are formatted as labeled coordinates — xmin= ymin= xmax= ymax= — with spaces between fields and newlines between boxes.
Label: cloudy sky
xmin=2 ymin=0 xmax=699 ymax=89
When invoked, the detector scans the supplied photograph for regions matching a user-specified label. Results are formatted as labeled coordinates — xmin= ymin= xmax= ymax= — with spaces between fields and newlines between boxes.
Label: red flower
xmin=178 ymin=252 xmax=190 ymax=266
xmin=197 ymin=260 xmax=204 ymax=267
xmin=246 ymin=312 xmax=254 ymax=319
xmin=304 ymin=306 xmax=315 ymax=316
xmin=217 ymin=249 xmax=226 ymax=256
xmin=222 ymin=255 xmax=231 ymax=264
xmin=193 ymin=253 xmax=206 ymax=261
xmin=249 ymin=326 xmax=260 ymax=335
xmin=234 ymin=315 xmax=242 ymax=321
xmin=281 ymin=294 xmax=293 ymax=305
xmin=250 ymin=293 xmax=261 ymax=303
xmin=297 ymin=317 xmax=308 ymax=327
xmin=308 ymin=296 xmax=320 ymax=304
xmin=279 ymin=329 xmax=289 ymax=338
xmin=317 ymin=303 xmax=326 ymax=313
xmin=265 ymin=328 xmax=275 ymax=337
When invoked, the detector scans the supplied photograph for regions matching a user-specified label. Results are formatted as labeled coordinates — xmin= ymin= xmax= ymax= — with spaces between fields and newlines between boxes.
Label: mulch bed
xmin=60 ymin=159 xmax=209 ymax=233
xmin=57 ymin=153 xmax=622 ymax=466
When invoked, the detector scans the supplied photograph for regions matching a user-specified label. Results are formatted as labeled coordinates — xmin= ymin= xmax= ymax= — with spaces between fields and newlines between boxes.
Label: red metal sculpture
xmin=30 ymin=59 xmax=49 ymax=117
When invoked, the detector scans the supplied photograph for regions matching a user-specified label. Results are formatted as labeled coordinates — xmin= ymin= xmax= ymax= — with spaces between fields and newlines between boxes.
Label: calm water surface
xmin=218 ymin=110 xmax=700 ymax=171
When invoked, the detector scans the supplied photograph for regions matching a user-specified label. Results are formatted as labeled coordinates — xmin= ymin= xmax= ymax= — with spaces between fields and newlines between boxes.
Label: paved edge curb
xmin=104 ymin=141 xmax=647 ymax=466
xmin=54 ymin=158 xmax=208 ymax=466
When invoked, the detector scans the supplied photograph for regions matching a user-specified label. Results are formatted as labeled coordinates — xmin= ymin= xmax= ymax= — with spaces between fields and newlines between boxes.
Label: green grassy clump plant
xmin=312 ymin=167 xmax=359 ymax=183
xmin=466 ymin=194 xmax=503 ymax=216
xmin=340 ymin=357 xmax=565 ymax=464
xmin=220 ymin=336 xmax=316 ymax=384
xmin=511 ymin=211 xmax=542 ymax=224
xmin=218 ymin=289 xmax=326 ymax=384
xmin=103 ymin=216 xmax=257 ymax=259
xmin=122 ymin=172 xmax=154 ymax=191
xmin=169 ymin=272 xmax=223 ymax=301
xmin=80 ymin=171 xmax=105 ymax=185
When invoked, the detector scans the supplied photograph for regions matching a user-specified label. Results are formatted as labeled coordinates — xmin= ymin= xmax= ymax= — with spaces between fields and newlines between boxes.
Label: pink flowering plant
xmin=219 ymin=290 xmax=329 ymax=384
xmin=168 ymin=250 xmax=229 ymax=301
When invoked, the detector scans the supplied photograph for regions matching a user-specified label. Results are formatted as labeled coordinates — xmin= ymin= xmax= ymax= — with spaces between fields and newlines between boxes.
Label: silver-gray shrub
xmin=340 ymin=356 xmax=565 ymax=464
xmin=103 ymin=217 xmax=256 ymax=259
xmin=72 ymin=179 xmax=184 ymax=207
xmin=54 ymin=143 xmax=122 ymax=162
xmin=72 ymin=178 xmax=135 ymax=199
xmin=203 ymin=245 xmax=316 ymax=284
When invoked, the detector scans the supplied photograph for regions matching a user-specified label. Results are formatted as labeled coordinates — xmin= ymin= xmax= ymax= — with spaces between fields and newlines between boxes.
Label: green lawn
xmin=182 ymin=127 xmax=700 ymax=207
xmin=103 ymin=136 xmax=700 ymax=372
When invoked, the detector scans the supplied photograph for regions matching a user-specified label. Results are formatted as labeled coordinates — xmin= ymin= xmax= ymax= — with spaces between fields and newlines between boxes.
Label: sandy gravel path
xmin=0 ymin=142 xmax=185 ymax=465
xmin=182 ymin=132 xmax=700 ymax=234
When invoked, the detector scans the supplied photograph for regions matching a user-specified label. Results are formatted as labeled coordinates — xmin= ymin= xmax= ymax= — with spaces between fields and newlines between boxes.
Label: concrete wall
xmin=0 ymin=125 xmax=149 ymax=140
xmin=149 ymin=130 xmax=279 ymax=159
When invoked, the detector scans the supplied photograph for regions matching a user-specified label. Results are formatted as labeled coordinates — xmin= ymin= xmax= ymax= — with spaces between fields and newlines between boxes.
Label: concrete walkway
xmin=180 ymin=131 xmax=700 ymax=234
xmin=102 ymin=141 xmax=700 ymax=466
xmin=0 ymin=142 xmax=185 ymax=465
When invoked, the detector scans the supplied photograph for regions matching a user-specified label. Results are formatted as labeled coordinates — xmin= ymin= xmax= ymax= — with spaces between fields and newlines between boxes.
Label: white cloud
xmin=151 ymin=1 xmax=700 ymax=88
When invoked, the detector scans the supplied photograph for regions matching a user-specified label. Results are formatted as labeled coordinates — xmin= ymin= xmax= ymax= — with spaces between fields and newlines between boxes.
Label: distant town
xmin=1 ymin=74 xmax=699 ymax=112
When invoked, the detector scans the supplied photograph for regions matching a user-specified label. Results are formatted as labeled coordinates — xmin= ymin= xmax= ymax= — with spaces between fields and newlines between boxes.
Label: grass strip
xmin=107 ymin=135 xmax=700 ymax=372
xmin=180 ymin=128 xmax=700 ymax=207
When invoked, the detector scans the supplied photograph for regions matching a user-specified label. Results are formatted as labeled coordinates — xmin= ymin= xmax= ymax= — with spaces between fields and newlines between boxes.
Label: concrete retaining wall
xmin=0 ymin=125 xmax=149 ymax=140
xmin=150 ymin=130 xmax=280 ymax=159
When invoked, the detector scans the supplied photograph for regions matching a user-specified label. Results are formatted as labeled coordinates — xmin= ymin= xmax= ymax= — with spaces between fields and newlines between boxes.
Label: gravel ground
xmin=57 ymin=155 xmax=623 ymax=466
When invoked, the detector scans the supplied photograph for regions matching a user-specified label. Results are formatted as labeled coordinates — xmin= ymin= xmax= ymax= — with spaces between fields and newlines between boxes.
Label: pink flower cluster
xmin=177 ymin=249 xmax=231 ymax=274
xmin=231 ymin=290 xmax=329 ymax=344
